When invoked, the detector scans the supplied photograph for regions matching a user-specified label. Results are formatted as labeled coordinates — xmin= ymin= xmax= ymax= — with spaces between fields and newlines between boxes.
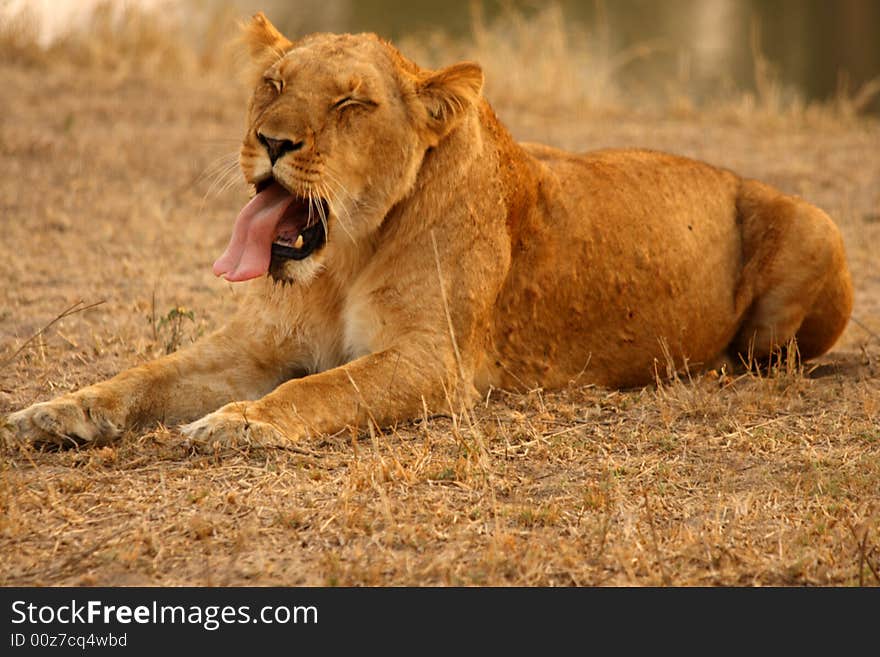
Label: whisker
xmin=210 ymin=162 xmax=242 ymax=188
xmin=200 ymin=151 xmax=240 ymax=181
xmin=319 ymin=179 xmax=356 ymax=244
xmin=313 ymin=185 xmax=330 ymax=242
xmin=199 ymin=153 xmax=240 ymax=189
xmin=322 ymin=167 xmax=356 ymax=208
xmin=202 ymin=161 xmax=243 ymax=205
xmin=194 ymin=156 xmax=243 ymax=217
xmin=321 ymin=168 xmax=360 ymax=224
xmin=214 ymin=171 xmax=245 ymax=198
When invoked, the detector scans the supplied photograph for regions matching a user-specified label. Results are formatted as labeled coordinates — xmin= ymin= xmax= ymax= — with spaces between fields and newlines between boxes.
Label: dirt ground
xmin=1 ymin=29 xmax=879 ymax=585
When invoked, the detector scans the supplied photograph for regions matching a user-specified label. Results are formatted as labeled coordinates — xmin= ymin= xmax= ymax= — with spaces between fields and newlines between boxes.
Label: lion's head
xmin=212 ymin=13 xmax=484 ymax=284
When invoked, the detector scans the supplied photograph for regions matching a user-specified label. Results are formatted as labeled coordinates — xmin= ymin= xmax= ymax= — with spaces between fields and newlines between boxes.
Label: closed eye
xmin=332 ymin=96 xmax=377 ymax=111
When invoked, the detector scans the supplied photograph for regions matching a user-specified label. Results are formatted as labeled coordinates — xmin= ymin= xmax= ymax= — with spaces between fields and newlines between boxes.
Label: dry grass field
xmin=1 ymin=4 xmax=879 ymax=586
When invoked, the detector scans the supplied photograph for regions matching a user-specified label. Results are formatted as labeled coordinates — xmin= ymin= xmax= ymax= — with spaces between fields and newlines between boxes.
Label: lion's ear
xmin=241 ymin=12 xmax=293 ymax=68
xmin=417 ymin=62 xmax=484 ymax=138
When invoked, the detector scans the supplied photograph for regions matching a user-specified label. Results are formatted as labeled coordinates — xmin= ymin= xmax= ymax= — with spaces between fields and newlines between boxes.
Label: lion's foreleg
xmin=181 ymin=345 xmax=464 ymax=449
xmin=6 ymin=329 xmax=283 ymax=446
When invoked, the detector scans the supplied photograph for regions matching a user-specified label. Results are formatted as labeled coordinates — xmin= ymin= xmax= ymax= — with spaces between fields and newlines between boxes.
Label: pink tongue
xmin=213 ymin=182 xmax=296 ymax=282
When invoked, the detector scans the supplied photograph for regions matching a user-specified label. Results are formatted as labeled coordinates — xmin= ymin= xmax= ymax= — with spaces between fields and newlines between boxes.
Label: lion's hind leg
xmin=730 ymin=180 xmax=853 ymax=363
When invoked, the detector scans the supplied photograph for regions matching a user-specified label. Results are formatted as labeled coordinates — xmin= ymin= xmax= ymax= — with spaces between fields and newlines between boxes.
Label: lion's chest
xmin=341 ymin=286 xmax=383 ymax=362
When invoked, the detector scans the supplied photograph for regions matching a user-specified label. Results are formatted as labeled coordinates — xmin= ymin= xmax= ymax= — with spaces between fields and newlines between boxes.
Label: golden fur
xmin=7 ymin=14 xmax=853 ymax=449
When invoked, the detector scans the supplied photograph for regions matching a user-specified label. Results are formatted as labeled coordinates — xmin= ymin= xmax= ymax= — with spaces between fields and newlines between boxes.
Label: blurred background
xmin=4 ymin=0 xmax=880 ymax=114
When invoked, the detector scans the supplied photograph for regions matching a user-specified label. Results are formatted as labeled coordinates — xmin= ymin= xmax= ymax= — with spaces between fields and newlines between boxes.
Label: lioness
xmin=7 ymin=14 xmax=853 ymax=449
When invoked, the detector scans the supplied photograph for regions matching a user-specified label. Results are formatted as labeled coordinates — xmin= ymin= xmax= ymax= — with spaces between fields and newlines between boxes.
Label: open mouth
xmin=255 ymin=178 xmax=329 ymax=264
xmin=213 ymin=177 xmax=329 ymax=282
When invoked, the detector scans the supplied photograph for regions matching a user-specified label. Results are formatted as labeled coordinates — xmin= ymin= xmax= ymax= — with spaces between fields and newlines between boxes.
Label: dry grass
xmin=1 ymin=3 xmax=879 ymax=586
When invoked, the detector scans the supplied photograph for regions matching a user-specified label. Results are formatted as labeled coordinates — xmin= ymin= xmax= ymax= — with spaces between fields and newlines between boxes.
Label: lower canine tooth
xmin=293 ymin=235 xmax=304 ymax=249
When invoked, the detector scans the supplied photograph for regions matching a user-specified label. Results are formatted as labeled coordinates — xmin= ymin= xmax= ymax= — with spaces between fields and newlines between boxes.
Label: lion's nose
xmin=257 ymin=132 xmax=303 ymax=165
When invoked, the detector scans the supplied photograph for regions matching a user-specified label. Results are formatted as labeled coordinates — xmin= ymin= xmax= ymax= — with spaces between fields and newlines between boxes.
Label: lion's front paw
xmin=180 ymin=404 xmax=293 ymax=451
xmin=6 ymin=396 xmax=125 ymax=449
